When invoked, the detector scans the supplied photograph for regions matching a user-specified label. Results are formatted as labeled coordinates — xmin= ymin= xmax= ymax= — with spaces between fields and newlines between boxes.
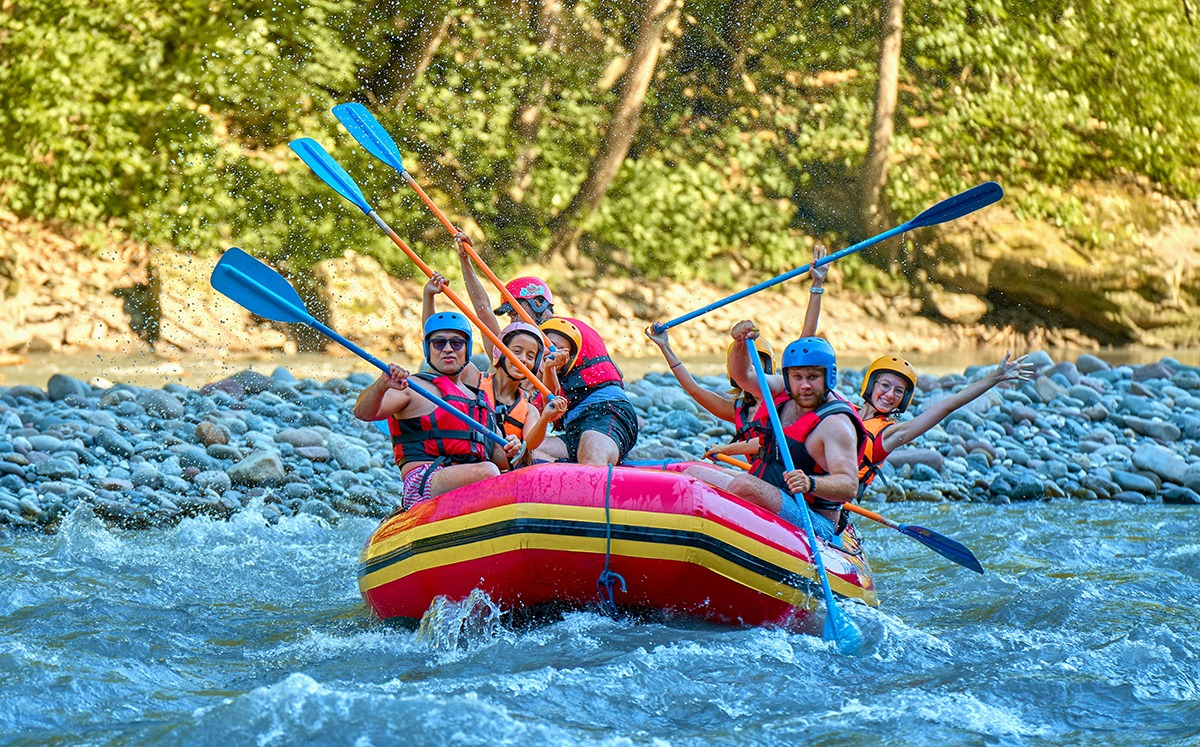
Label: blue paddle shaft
xmin=656 ymin=225 xmax=904 ymax=332
xmin=746 ymin=338 xmax=855 ymax=648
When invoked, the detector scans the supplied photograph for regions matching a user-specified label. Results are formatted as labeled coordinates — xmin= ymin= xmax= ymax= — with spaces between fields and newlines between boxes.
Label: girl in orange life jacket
xmin=795 ymin=258 xmax=1036 ymax=493
xmin=643 ymin=324 xmax=775 ymax=463
xmin=353 ymin=310 xmax=520 ymax=510
xmin=683 ymin=323 xmax=865 ymax=544
xmin=421 ymin=274 xmax=566 ymax=466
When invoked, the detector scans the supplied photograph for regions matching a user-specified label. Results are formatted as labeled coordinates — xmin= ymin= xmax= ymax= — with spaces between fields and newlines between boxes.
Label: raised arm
xmin=728 ymin=321 xmax=785 ymax=400
xmin=644 ymin=325 xmax=736 ymax=421
xmin=421 ymin=271 xmax=449 ymax=324
xmin=800 ymin=243 xmax=828 ymax=338
xmin=525 ymin=395 xmax=568 ymax=450
xmin=455 ymin=235 xmax=503 ymax=341
xmin=881 ymin=352 xmax=1034 ymax=452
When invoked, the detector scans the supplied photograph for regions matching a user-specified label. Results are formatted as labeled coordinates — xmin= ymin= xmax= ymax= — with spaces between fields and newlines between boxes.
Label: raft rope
xmin=596 ymin=464 xmax=627 ymax=619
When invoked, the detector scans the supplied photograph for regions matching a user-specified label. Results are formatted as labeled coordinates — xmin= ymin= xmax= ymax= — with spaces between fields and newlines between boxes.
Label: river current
xmin=2 ymin=499 xmax=1196 ymax=746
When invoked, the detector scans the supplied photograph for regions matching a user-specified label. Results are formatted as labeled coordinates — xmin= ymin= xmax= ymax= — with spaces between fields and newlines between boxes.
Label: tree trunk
xmin=509 ymin=0 xmax=563 ymax=204
xmin=547 ymin=0 xmax=678 ymax=259
xmin=861 ymin=0 xmax=903 ymax=237
xmin=716 ymin=0 xmax=754 ymax=94
xmin=362 ymin=9 xmax=453 ymax=109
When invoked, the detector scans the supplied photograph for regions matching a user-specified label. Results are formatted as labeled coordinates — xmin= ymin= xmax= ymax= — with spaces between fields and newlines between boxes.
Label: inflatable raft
xmin=358 ymin=463 xmax=877 ymax=629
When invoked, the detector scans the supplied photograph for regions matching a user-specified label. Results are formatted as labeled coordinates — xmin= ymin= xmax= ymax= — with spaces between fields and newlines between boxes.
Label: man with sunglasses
xmin=453 ymin=242 xmax=639 ymax=467
xmin=354 ymin=311 xmax=521 ymax=510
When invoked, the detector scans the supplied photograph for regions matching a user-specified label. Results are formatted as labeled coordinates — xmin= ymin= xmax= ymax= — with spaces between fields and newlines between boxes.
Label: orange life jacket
xmin=479 ymin=373 xmax=532 ymax=441
xmin=388 ymin=373 xmax=495 ymax=468
xmin=751 ymin=392 xmax=867 ymax=512
xmin=856 ymin=408 xmax=897 ymax=492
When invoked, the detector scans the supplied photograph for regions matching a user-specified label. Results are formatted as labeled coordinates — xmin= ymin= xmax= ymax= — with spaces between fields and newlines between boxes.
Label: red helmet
xmin=494 ymin=276 xmax=554 ymax=315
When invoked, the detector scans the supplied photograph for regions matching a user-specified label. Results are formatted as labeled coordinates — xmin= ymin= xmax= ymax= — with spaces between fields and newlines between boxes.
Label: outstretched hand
xmin=644 ymin=324 xmax=669 ymax=348
xmin=809 ymin=243 xmax=829 ymax=286
xmin=424 ymin=271 xmax=449 ymax=297
xmin=993 ymin=351 xmax=1035 ymax=383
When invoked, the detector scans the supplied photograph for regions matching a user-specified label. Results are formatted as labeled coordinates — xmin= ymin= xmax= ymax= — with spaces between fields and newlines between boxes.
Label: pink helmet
xmin=491 ymin=322 xmax=546 ymax=371
xmin=494 ymin=276 xmax=554 ymax=316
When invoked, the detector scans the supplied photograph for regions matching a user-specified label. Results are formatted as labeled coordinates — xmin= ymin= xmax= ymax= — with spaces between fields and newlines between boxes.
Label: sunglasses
xmin=521 ymin=297 xmax=552 ymax=314
xmin=430 ymin=337 xmax=467 ymax=352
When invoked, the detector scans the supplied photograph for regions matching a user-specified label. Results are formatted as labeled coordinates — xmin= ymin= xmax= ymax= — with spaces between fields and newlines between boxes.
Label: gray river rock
xmin=2 ymin=353 xmax=1200 ymax=530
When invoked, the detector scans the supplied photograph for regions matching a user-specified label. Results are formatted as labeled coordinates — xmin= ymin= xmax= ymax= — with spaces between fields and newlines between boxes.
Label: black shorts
xmin=562 ymin=399 xmax=640 ymax=463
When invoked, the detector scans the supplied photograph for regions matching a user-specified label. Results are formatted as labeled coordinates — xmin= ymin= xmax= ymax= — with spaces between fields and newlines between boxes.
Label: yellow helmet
xmin=539 ymin=318 xmax=582 ymax=372
xmin=862 ymin=355 xmax=918 ymax=413
xmin=726 ymin=338 xmax=775 ymax=377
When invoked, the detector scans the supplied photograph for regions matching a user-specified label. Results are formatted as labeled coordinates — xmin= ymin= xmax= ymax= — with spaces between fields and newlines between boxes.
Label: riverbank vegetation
xmin=1 ymin=0 xmax=1198 ymax=287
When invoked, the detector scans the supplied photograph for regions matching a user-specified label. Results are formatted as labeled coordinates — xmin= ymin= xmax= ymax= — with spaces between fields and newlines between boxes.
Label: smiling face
xmin=428 ymin=330 xmax=468 ymax=374
xmin=785 ymin=366 xmax=827 ymax=408
xmin=869 ymin=371 xmax=910 ymax=414
xmin=501 ymin=331 xmax=541 ymax=373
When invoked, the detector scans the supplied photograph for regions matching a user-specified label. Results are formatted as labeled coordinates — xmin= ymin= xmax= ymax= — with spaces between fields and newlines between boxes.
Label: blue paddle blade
xmin=907 ymin=181 xmax=1004 ymax=229
xmin=333 ymin=103 xmax=407 ymax=174
xmin=825 ymin=609 xmax=864 ymax=655
xmin=210 ymin=247 xmax=314 ymax=325
xmin=289 ymin=137 xmax=373 ymax=214
xmin=900 ymin=523 xmax=984 ymax=574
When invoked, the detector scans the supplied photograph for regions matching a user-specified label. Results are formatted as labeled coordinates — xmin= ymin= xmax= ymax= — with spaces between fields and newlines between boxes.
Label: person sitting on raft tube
xmin=644 ymin=325 xmax=773 ymax=463
xmin=796 ymin=263 xmax=1035 ymax=494
xmin=422 ymin=273 xmax=567 ymax=468
xmin=450 ymin=242 xmax=638 ymax=466
xmin=352 ymin=311 xmax=521 ymax=510
xmin=683 ymin=323 xmax=865 ymax=545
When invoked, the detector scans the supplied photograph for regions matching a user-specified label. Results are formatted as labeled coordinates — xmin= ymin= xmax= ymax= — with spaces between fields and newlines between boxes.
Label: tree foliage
xmin=0 ymin=0 xmax=1196 ymax=283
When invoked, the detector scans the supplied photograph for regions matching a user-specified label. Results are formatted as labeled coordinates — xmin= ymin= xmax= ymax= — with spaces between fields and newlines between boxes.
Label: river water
xmin=2 ymin=499 xmax=1196 ymax=746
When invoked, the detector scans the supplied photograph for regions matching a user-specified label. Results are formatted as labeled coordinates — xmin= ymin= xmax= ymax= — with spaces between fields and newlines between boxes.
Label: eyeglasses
xmin=430 ymin=337 xmax=467 ymax=352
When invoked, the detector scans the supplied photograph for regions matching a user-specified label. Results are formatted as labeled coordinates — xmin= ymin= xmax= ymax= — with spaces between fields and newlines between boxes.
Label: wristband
xmin=670 ymin=361 xmax=684 ymax=369
xmin=809 ymin=287 xmax=824 ymax=295
xmin=808 ymin=473 xmax=817 ymax=494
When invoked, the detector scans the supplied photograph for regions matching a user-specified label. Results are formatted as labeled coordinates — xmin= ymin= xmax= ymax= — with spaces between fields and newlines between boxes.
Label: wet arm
xmin=457 ymin=244 xmax=503 ymax=341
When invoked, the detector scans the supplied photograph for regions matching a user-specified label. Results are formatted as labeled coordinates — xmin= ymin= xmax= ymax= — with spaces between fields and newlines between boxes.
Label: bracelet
xmin=807 ymin=473 xmax=817 ymax=494
xmin=670 ymin=361 xmax=684 ymax=369
xmin=809 ymin=287 xmax=825 ymax=295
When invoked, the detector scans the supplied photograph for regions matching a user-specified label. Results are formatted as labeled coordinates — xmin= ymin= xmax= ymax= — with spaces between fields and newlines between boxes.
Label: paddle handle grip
xmin=366 ymin=211 xmax=557 ymax=402
xmin=711 ymin=453 xmax=751 ymax=470
xmin=656 ymin=224 xmax=907 ymax=332
xmin=308 ymin=320 xmax=508 ymax=448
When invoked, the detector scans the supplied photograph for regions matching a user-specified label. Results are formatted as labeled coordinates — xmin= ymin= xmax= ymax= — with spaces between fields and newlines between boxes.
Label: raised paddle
xmin=210 ymin=247 xmax=507 ymax=449
xmin=746 ymin=338 xmax=862 ymax=654
xmin=654 ymin=182 xmax=1004 ymax=332
xmin=708 ymin=453 xmax=983 ymax=573
xmin=331 ymin=103 xmax=551 ymax=344
xmin=288 ymin=137 xmax=557 ymax=403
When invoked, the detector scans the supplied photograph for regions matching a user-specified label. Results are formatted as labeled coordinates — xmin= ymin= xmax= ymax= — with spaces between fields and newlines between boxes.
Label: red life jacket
xmin=856 ymin=408 xmax=897 ymax=491
xmin=556 ymin=316 xmax=624 ymax=405
xmin=732 ymin=393 xmax=764 ymax=444
xmin=750 ymin=392 xmax=867 ymax=512
xmin=388 ymin=373 xmax=495 ymax=468
xmin=479 ymin=373 xmax=532 ymax=441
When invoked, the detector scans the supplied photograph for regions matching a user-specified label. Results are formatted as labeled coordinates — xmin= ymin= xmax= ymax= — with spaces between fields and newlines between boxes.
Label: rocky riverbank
xmin=1 ymin=351 xmax=1198 ymax=532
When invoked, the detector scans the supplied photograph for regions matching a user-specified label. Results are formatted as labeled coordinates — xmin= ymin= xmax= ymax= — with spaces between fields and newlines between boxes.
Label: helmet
xmin=781 ymin=336 xmax=837 ymax=391
xmin=492 ymin=322 xmax=546 ymax=372
xmin=862 ymin=354 xmax=917 ymax=413
xmin=423 ymin=312 xmax=473 ymax=369
xmin=494 ymin=276 xmax=554 ymax=316
xmin=727 ymin=338 xmax=775 ymax=377
xmin=540 ymin=318 xmax=582 ymax=372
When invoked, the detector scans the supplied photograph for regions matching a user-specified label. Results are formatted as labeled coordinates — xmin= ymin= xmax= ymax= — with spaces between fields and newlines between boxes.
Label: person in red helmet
xmin=453 ymin=247 xmax=638 ymax=466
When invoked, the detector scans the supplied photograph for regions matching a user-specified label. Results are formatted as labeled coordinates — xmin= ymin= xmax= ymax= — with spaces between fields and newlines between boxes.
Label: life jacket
xmin=750 ymin=392 xmax=867 ymax=512
xmin=556 ymin=316 xmax=624 ymax=405
xmin=856 ymin=408 xmax=897 ymax=494
xmin=732 ymin=394 xmax=764 ymax=444
xmin=479 ymin=373 xmax=532 ymax=441
xmin=388 ymin=373 xmax=495 ymax=468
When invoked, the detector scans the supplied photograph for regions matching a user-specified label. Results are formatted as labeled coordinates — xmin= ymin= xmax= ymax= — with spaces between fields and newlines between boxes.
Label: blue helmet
xmin=423 ymin=312 xmax=473 ymax=366
xmin=781 ymin=336 xmax=837 ymax=391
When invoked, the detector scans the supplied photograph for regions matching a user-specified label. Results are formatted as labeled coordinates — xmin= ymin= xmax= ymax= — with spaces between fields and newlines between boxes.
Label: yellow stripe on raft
xmin=358 ymin=502 xmax=878 ymax=606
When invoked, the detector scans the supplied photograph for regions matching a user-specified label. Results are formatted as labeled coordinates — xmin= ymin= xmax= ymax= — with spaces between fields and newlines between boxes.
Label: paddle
xmin=708 ymin=453 xmax=983 ymax=573
xmin=746 ymin=338 xmax=862 ymax=654
xmin=654 ymin=182 xmax=1004 ymax=332
xmin=288 ymin=137 xmax=557 ymax=402
xmin=210 ymin=247 xmax=507 ymax=448
xmin=331 ymin=102 xmax=550 ymax=343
